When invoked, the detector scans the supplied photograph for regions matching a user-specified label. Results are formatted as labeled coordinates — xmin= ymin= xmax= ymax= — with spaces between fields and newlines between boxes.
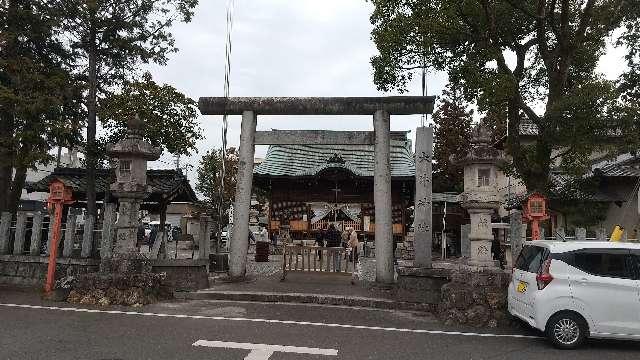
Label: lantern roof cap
xmin=106 ymin=115 xmax=161 ymax=160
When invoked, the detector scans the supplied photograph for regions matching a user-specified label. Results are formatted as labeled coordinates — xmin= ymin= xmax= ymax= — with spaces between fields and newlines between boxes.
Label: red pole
xmin=531 ymin=219 xmax=540 ymax=240
xmin=44 ymin=202 xmax=63 ymax=293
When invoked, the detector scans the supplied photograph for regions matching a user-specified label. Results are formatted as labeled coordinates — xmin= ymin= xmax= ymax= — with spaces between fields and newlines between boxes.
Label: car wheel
xmin=546 ymin=312 xmax=588 ymax=349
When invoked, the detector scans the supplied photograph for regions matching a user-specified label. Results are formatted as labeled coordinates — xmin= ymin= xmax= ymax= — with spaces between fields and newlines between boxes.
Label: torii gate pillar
xmin=229 ymin=111 xmax=257 ymax=280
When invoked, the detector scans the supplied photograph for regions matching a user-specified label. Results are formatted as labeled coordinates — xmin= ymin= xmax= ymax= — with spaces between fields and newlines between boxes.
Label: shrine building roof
xmin=254 ymin=138 xmax=415 ymax=179
xmin=26 ymin=167 xmax=199 ymax=205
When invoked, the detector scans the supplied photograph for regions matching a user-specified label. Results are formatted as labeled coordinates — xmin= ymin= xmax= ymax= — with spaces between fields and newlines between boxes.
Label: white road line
xmin=193 ymin=340 xmax=338 ymax=360
xmin=0 ymin=303 xmax=540 ymax=339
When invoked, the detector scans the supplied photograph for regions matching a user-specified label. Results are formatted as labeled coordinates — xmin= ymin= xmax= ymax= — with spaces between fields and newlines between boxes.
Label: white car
xmin=508 ymin=240 xmax=640 ymax=349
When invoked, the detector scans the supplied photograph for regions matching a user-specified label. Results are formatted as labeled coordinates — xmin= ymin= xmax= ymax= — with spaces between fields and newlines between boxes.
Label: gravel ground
xmin=246 ymin=255 xmax=283 ymax=277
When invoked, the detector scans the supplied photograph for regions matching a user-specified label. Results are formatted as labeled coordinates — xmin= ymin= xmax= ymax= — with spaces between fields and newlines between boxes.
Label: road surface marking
xmin=193 ymin=340 xmax=338 ymax=360
xmin=0 ymin=303 xmax=539 ymax=339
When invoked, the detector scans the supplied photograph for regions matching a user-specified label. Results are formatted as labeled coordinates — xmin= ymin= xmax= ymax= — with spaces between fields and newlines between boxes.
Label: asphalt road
xmin=0 ymin=293 xmax=639 ymax=360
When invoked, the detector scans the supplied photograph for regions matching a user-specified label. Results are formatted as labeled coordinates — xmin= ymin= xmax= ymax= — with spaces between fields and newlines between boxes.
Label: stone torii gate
xmin=199 ymin=97 xmax=435 ymax=284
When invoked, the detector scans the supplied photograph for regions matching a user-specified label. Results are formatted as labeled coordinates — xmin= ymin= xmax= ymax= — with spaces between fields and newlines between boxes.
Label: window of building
xmin=119 ymin=160 xmax=131 ymax=178
xmin=477 ymin=168 xmax=491 ymax=187
xmin=529 ymin=200 xmax=544 ymax=215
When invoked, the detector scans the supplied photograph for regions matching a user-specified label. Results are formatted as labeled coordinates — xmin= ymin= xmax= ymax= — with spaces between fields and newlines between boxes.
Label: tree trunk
xmin=85 ymin=13 xmax=98 ymax=217
xmin=56 ymin=145 xmax=62 ymax=168
xmin=7 ymin=165 xmax=27 ymax=215
xmin=0 ymin=1 xmax=17 ymax=214
xmin=0 ymin=111 xmax=14 ymax=213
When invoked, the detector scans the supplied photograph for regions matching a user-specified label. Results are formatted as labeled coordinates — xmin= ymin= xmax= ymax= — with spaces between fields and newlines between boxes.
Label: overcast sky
xmin=145 ymin=0 xmax=627 ymax=184
xmin=146 ymin=0 xmax=448 ymax=179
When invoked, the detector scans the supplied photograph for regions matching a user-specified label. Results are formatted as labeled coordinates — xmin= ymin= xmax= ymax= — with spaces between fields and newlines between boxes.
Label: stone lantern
xmin=107 ymin=115 xmax=162 ymax=258
xmin=457 ymin=124 xmax=504 ymax=267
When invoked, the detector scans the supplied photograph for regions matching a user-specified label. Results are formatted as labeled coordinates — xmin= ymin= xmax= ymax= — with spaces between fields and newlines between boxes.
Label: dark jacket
xmin=325 ymin=228 xmax=341 ymax=247
xmin=315 ymin=230 xmax=325 ymax=247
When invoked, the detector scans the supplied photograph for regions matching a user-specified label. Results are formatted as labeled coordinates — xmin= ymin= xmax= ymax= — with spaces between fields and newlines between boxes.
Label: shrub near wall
xmin=67 ymin=272 xmax=172 ymax=306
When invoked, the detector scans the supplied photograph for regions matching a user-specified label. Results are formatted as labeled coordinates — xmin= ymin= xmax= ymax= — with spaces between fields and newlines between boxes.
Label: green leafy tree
xmin=58 ymin=0 xmax=199 ymax=216
xmin=370 ymin=0 xmax=640 ymax=193
xmin=196 ymin=147 xmax=238 ymax=222
xmin=432 ymin=88 xmax=473 ymax=193
xmin=0 ymin=0 xmax=83 ymax=213
xmin=99 ymin=72 xmax=202 ymax=159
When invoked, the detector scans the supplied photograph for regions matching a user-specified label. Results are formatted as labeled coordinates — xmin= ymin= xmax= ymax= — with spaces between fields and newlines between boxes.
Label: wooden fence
xmin=310 ymin=220 xmax=362 ymax=232
xmin=281 ymin=245 xmax=354 ymax=280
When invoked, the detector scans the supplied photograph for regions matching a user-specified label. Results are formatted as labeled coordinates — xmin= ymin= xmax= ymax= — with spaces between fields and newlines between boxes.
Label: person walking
xmin=347 ymin=227 xmax=359 ymax=264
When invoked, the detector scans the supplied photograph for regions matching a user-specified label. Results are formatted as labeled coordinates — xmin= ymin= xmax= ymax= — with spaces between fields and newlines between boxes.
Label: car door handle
xmin=576 ymin=277 xmax=589 ymax=284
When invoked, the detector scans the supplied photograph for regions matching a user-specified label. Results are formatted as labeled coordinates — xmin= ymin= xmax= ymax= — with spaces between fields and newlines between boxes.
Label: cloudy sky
xmin=145 ymin=0 xmax=627 ymax=183
xmin=146 ymin=0 xmax=449 ymax=179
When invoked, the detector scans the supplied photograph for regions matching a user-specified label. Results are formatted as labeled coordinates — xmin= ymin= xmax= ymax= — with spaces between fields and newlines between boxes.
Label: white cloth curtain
xmin=341 ymin=204 xmax=361 ymax=222
xmin=310 ymin=202 xmax=361 ymax=223
xmin=310 ymin=202 xmax=332 ymax=224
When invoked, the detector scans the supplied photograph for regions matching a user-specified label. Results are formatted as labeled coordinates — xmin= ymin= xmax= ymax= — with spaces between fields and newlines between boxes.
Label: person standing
xmin=347 ymin=227 xmax=359 ymax=264
xmin=259 ymin=225 xmax=269 ymax=243
xmin=325 ymin=224 xmax=341 ymax=271
xmin=315 ymin=225 xmax=326 ymax=261
xmin=137 ymin=223 xmax=146 ymax=249
xmin=148 ymin=226 xmax=157 ymax=251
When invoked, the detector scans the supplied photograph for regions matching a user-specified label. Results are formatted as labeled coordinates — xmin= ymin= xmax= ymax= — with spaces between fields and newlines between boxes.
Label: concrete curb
xmin=174 ymin=290 xmax=435 ymax=312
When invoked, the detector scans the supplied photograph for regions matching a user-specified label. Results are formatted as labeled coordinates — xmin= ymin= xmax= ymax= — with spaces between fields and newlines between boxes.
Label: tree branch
xmin=478 ymin=0 xmax=541 ymax=123
xmin=513 ymin=38 xmax=538 ymax=78
xmin=504 ymin=0 xmax=536 ymax=19
xmin=536 ymin=0 xmax=553 ymax=72
xmin=575 ymin=0 xmax=596 ymax=45
xmin=546 ymin=0 xmax=560 ymax=37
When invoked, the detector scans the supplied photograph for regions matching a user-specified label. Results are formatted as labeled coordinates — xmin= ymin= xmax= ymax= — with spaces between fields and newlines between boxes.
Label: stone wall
xmin=395 ymin=265 xmax=511 ymax=328
xmin=395 ymin=267 xmax=450 ymax=304
xmin=0 ymin=255 xmax=209 ymax=291
xmin=0 ymin=255 xmax=99 ymax=287
xmin=152 ymin=259 xmax=209 ymax=291
xmin=438 ymin=269 xmax=511 ymax=328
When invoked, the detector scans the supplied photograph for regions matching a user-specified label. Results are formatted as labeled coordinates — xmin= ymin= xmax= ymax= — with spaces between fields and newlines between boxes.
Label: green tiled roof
xmin=254 ymin=140 xmax=415 ymax=179
xmin=26 ymin=168 xmax=199 ymax=203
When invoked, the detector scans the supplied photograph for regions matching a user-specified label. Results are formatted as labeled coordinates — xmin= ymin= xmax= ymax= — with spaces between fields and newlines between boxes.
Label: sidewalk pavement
xmin=175 ymin=255 xmax=435 ymax=312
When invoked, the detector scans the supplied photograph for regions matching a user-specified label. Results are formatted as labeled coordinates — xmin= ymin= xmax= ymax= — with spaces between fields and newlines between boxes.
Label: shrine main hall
xmin=252 ymin=130 xmax=462 ymax=244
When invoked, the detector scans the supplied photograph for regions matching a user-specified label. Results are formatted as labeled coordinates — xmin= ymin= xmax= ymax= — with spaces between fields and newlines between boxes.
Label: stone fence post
xmin=62 ymin=210 xmax=78 ymax=258
xmin=0 ymin=212 xmax=12 ymax=254
xmin=199 ymin=215 xmax=211 ymax=260
xmin=29 ymin=212 xmax=44 ymax=256
xmin=12 ymin=211 xmax=28 ymax=255
xmin=509 ymin=211 xmax=524 ymax=262
xmin=460 ymin=224 xmax=471 ymax=258
xmin=575 ymin=227 xmax=586 ymax=241
xmin=81 ymin=214 xmax=95 ymax=258
xmin=100 ymin=203 xmax=116 ymax=259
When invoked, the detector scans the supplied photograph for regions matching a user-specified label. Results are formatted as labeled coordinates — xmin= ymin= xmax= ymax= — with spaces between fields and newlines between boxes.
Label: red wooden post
xmin=44 ymin=180 xmax=74 ymax=293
